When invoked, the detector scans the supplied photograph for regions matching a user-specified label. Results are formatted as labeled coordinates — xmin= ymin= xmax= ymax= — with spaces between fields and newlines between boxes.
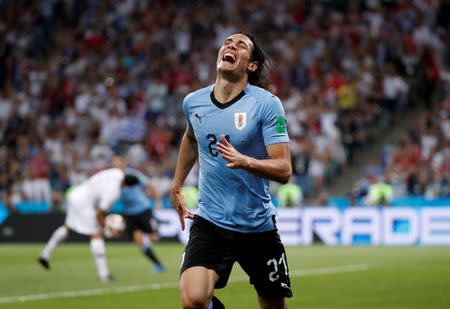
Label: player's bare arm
xmin=147 ymin=181 xmax=163 ymax=209
xmin=171 ymin=130 xmax=198 ymax=230
xmin=216 ymin=135 xmax=291 ymax=184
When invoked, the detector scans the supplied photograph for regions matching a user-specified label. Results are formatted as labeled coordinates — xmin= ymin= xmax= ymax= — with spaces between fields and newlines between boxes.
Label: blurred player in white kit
xmin=37 ymin=157 xmax=126 ymax=282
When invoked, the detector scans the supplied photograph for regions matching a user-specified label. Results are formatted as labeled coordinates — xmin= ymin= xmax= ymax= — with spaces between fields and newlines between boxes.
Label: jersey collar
xmin=210 ymin=88 xmax=246 ymax=110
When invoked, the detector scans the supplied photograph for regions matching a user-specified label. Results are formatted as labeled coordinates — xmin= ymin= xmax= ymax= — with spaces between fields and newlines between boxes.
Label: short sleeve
xmin=182 ymin=96 xmax=194 ymax=133
xmin=261 ymin=95 xmax=290 ymax=146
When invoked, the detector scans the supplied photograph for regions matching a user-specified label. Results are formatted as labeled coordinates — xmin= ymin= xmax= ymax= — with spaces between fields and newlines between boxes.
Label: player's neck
xmin=214 ymin=76 xmax=247 ymax=104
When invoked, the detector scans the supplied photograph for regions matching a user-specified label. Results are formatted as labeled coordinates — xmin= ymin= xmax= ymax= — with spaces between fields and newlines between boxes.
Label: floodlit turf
xmin=0 ymin=244 xmax=449 ymax=308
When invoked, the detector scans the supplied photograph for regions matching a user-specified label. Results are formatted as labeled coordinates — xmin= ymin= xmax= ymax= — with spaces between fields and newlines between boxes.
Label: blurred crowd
xmin=352 ymin=95 xmax=450 ymax=205
xmin=1 ymin=0 xmax=450 ymax=210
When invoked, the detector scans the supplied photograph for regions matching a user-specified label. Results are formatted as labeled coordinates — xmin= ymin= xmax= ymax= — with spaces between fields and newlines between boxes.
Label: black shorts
xmin=180 ymin=215 xmax=293 ymax=299
xmin=124 ymin=209 xmax=157 ymax=240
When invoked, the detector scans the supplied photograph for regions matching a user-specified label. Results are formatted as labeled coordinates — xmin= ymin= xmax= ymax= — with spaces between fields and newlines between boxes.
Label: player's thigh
xmin=258 ymin=295 xmax=287 ymax=309
xmin=180 ymin=216 xmax=234 ymax=289
xmin=180 ymin=266 xmax=218 ymax=303
xmin=238 ymin=229 xmax=293 ymax=300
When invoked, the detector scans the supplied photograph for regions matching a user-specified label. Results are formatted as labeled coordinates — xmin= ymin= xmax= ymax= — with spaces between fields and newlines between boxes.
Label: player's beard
xmin=217 ymin=65 xmax=247 ymax=83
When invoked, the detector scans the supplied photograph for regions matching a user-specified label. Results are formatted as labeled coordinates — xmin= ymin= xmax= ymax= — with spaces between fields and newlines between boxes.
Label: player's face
xmin=216 ymin=34 xmax=258 ymax=79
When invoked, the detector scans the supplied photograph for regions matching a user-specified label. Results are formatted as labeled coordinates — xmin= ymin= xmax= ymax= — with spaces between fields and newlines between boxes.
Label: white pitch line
xmin=0 ymin=263 xmax=368 ymax=304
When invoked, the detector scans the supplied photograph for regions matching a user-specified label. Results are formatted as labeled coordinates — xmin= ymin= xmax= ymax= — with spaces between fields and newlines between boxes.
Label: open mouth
xmin=222 ymin=52 xmax=236 ymax=64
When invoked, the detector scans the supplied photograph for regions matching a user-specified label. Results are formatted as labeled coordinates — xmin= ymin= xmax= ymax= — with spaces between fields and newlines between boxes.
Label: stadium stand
xmin=0 ymin=0 xmax=449 ymax=211
xmin=346 ymin=95 xmax=450 ymax=206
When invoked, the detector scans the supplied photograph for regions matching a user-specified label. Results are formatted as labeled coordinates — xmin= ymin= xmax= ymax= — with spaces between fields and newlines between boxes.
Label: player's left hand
xmin=217 ymin=135 xmax=249 ymax=169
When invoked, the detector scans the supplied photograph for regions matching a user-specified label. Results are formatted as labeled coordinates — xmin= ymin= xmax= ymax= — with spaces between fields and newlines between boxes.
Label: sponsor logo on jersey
xmin=194 ymin=113 xmax=205 ymax=123
xmin=235 ymin=112 xmax=247 ymax=130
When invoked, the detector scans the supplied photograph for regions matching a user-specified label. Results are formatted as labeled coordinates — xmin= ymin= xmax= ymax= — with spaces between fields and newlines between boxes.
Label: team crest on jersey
xmin=234 ymin=112 xmax=247 ymax=130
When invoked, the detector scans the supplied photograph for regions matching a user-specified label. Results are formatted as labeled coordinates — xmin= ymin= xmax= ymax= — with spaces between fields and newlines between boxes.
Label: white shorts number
xmin=267 ymin=253 xmax=288 ymax=282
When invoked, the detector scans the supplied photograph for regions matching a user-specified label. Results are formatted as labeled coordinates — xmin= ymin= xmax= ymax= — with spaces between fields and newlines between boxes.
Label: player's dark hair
xmin=123 ymin=174 xmax=139 ymax=186
xmin=242 ymin=32 xmax=269 ymax=90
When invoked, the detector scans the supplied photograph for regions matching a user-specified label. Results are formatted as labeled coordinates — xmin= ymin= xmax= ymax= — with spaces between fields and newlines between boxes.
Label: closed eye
xmin=237 ymin=41 xmax=248 ymax=49
xmin=223 ymin=39 xmax=249 ymax=50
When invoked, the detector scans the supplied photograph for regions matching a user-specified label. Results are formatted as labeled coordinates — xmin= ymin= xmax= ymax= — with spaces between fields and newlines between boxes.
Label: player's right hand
xmin=171 ymin=186 xmax=194 ymax=231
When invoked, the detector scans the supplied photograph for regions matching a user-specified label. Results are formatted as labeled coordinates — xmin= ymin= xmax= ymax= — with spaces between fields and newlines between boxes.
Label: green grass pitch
xmin=0 ymin=244 xmax=449 ymax=308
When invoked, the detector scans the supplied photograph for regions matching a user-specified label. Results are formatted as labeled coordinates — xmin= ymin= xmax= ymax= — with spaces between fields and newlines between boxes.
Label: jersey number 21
xmin=207 ymin=134 xmax=230 ymax=157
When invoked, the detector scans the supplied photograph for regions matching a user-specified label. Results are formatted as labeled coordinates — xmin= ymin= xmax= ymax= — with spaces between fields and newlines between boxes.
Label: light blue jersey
xmin=183 ymin=84 xmax=289 ymax=232
xmin=120 ymin=168 xmax=151 ymax=215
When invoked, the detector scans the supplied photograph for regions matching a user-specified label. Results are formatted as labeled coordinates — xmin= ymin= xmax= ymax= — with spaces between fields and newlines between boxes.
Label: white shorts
xmin=65 ymin=185 xmax=101 ymax=236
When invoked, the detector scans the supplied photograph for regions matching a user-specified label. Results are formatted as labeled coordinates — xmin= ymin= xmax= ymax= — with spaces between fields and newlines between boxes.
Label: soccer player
xmin=120 ymin=167 xmax=166 ymax=272
xmin=171 ymin=33 xmax=293 ymax=309
xmin=37 ymin=157 xmax=126 ymax=282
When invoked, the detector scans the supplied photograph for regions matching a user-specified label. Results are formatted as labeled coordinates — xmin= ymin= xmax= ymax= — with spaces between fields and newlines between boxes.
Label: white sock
xmin=40 ymin=226 xmax=68 ymax=260
xmin=90 ymin=238 xmax=110 ymax=280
